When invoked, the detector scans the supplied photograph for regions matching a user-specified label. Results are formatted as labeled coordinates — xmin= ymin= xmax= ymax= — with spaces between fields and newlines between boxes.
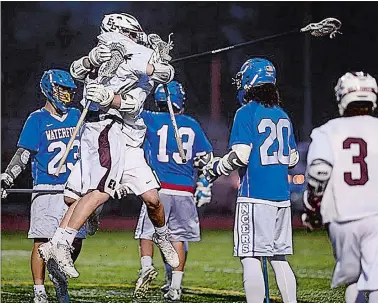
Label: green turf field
xmin=1 ymin=230 xmax=344 ymax=302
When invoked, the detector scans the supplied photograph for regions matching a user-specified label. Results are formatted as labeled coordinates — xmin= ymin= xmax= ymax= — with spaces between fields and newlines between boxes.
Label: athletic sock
xmin=141 ymin=256 xmax=152 ymax=268
xmin=50 ymin=227 xmax=66 ymax=245
xmin=33 ymin=284 xmax=46 ymax=296
xmin=59 ymin=227 xmax=78 ymax=246
xmin=270 ymin=260 xmax=297 ymax=303
xmin=171 ymin=271 xmax=184 ymax=290
xmin=241 ymin=257 xmax=265 ymax=303
xmin=155 ymin=225 xmax=168 ymax=234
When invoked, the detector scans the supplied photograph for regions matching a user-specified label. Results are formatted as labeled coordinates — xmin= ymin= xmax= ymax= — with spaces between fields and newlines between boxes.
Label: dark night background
xmin=2 ymin=2 xmax=378 ymax=217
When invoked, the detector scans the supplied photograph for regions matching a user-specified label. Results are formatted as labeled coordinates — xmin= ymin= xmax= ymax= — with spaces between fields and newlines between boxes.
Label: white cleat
xmin=153 ymin=230 xmax=179 ymax=268
xmin=47 ymin=242 xmax=79 ymax=278
xmin=164 ymin=287 xmax=182 ymax=301
xmin=47 ymin=259 xmax=70 ymax=303
xmin=34 ymin=293 xmax=48 ymax=303
xmin=38 ymin=241 xmax=54 ymax=262
xmin=160 ymin=282 xmax=170 ymax=294
xmin=133 ymin=266 xmax=158 ymax=299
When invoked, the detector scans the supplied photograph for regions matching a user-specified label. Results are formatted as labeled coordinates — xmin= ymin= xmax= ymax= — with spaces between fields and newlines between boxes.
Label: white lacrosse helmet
xmin=100 ymin=13 xmax=146 ymax=43
xmin=334 ymin=71 xmax=377 ymax=115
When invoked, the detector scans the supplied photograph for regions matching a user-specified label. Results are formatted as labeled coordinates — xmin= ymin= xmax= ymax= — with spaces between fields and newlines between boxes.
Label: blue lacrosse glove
xmin=202 ymin=157 xmax=222 ymax=183
xmin=194 ymin=176 xmax=213 ymax=207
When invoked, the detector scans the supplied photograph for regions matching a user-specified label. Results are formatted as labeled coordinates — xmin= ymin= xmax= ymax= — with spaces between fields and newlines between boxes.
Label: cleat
xmin=164 ymin=287 xmax=182 ymax=301
xmin=33 ymin=293 xmax=48 ymax=303
xmin=86 ymin=206 xmax=102 ymax=236
xmin=47 ymin=259 xmax=70 ymax=303
xmin=133 ymin=266 xmax=158 ymax=299
xmin=160 ymin=283 xmax=170 ymax=294
xmin=38 ymin=241 xmax=54 ymax=262
xmin=152 ymin=230 xmax=179 ymax=268
xmin=48 ymin=242 xmax=79 ymax=278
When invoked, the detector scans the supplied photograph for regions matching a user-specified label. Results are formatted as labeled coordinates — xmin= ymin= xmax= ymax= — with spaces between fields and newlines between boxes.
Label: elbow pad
xmin=119 ymin=88 xmax=145 ymax=114
xmin=289 ymin=150 xmax=300 ymax=168
xmin=150 ymin=63 xmax=174 ymax=84
xmin=306 ymin=159 xmax=333 ymax=206
xmin=70 ymin=56 xmax=91 ymax=81
xmin=5 ymin=148 xmax=31 ymax=179
xmin=217 ymin=144 xmax=251 ymax=176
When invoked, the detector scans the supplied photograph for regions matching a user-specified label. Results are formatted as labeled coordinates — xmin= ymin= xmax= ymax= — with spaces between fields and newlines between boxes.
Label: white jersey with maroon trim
xmin=307 ymin=115 xmax=378 ymax=223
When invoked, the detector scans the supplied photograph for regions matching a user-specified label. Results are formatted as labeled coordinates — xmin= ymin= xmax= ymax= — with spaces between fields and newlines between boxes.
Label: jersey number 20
xmin=258 ymin=118 xmax=291 ymax=165
xmin=48 ymin=140 xmax=80 ymax=175
xmin=157 ymin=125 xmax=195 ymax=164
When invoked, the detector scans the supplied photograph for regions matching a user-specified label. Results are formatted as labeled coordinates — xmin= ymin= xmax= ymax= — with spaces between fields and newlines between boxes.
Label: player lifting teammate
xmin=129 ymin=80 xmax=213 ymax=299
xmin=203 ymin=58 xmax=299 ymax=303
xmin=38 ymin=13 xmax=179 ymax=279
xmin=1 ymin=70 xmax=86 ymax=303
xmin=303 ymin=71 xmax=378 ymax=303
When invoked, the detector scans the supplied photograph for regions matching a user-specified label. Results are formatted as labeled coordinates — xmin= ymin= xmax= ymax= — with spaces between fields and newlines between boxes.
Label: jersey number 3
xmin=343 ymin=138 xmax=369 ymax=186
xmin=258 ymin=119 xmax=291 ymax=165
xmin=157 ymin=125 xmax=195 ymax=164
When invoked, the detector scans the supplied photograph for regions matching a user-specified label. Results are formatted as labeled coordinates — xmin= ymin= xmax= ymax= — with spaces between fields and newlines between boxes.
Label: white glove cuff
xmin=70 ymin=56 xmax=91 ymax=81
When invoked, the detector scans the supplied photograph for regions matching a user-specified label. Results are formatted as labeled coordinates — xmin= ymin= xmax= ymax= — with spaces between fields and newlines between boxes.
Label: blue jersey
xmin=17 ymin=107 xmax=81 ymax=185
xmin=142 ymin=111 xmax=212 ymax=192
xmin=229 ymin=102 xmax=297 ymax=202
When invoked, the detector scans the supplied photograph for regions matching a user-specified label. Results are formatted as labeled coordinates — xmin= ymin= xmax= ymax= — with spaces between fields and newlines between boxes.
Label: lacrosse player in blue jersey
xmin=1 ymin=69 xmax=86 ymax=303
xmin=203 ymin=59 xmax=299 ymax=303
xmin=128 ymin=80 xmax=213 ymax=300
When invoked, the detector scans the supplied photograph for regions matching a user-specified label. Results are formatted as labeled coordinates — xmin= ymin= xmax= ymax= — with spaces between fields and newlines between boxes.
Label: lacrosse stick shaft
xmin=6 ymin=189 xmax=64 ymax=194
xmin=54 ymin=100 xmax=92 ymax=176
xmin=262 ymin=257 xmax=270 ymax=303
xmin=162 ymin=84 xmax=187 ymax=163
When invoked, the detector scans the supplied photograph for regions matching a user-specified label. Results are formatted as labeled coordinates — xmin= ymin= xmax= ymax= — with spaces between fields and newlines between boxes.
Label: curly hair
xmin=344 ymin=101 xmax=373 ymax=117
xmin=244 ymin=83 xmax=282 ymax=107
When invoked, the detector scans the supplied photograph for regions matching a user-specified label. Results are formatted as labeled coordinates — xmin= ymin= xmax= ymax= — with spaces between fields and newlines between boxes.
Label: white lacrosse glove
xmin=114 ymin=184 xmax=133 ymax=200
xmin=202 ymin=157 xmax=222 ymax=183
xmin=86 ymin=83 xmax=114 ymax=107
xmin=194 ymin=176 xmax=213 ymax=207
xmin=1 ymin=173 xmax=14 ymax=199
xmin=88 ymin=44 xmax=112 ymax=67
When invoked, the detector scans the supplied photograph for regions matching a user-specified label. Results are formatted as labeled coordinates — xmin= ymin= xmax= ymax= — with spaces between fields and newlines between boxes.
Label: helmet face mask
xmin=334 ymin=72 xmax=378 ymax=116
xmin=154 ymin=81 xmax=186 ymax=111
xmin=40 ymin=69 xmax=77 ymax=114
xmin=234 ymin=58 xmax=276 ymax=105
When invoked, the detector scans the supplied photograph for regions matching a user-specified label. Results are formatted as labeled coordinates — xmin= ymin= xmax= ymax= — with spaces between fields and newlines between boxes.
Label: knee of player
xmin=64 ymin=196 xmax=77 ymax=206
xmin=142 ymin=190 xmax=160 ymax=210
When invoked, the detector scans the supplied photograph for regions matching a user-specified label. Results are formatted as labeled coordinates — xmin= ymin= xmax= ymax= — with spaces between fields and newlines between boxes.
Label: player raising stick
xmin=38 ymin=13 xmax=179 ymax=279
xmin=203 ymin=58 xmax=299 ymax=303
xmin=1 ymin=70 xmax=86 ymax=303
xmin=303 ymin=71 xmax=378 ymax=303
xmin=128 ymin=80 xmax=213 ymax=299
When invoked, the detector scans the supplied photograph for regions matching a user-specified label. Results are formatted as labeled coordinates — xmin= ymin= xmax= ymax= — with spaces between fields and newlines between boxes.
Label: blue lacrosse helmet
xmin=154 ymin=80 xmax=186 ymax=110
xmin=234 ymin=58 xmax=276 ymax=105
xmin=40 ymin=69 xmax=77 ymax=113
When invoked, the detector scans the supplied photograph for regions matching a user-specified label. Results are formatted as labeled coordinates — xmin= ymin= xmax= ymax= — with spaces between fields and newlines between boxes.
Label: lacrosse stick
xmin=6 ymin=189 xmax=64 ymax=194
xmin=54 ymin=42 xmax=127 ymax=176
xmin=262 ymin=257 xmax=270 ymax=303
xmin=163 ymin=83 xmax=187 ymax=163
xmin=171 ymin=17 xmax=342 ymax=63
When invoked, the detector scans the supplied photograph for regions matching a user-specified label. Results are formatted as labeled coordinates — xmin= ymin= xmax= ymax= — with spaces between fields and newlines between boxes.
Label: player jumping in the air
xmin=128 ymin=80 xmax=213 ymax=299
xmin=302 ymin=71 xmax=378 ymax=303
xmin=203 ymin=58 xmax=299 ymax=303
xmin=1 ymin=69 xmax=86 ymax=303
xmin=38 ymin=13 xmax=179 ymax=279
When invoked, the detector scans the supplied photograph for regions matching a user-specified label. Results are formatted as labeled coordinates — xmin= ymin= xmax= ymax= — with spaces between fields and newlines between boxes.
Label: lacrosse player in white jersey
xmin=303 ymin=71 xmax=378 ymax=303
xmin=38 ymin=13 xmax=179 ymax=279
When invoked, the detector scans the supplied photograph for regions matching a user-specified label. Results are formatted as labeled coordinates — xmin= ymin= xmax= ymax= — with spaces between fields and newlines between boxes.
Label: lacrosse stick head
xmin=155 ymin=80 xmax=185 ymax=110
xmin=40 ymin=69 xmax=77 ymax=113
xmin=148 ymin=33 xmax=174 ymax=63
xmin=334 ymin=71 xmax=377 ymax=116
xmin=300 ymin=17 xmax=342 ymax=39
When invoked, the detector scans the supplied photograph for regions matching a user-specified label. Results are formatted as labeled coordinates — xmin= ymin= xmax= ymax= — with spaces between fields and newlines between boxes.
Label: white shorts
xmin=135 ymin=192 xmax=200 ymax=242
xmin=65 ymin=119 xmax=159 ymax=199
xmin=329 ymin=215 xmax=378 ymax=291
xmin=233 ymin=202 xmax=292 ymax=257
xmin=28 ymin=184 xmax=86 ymax=239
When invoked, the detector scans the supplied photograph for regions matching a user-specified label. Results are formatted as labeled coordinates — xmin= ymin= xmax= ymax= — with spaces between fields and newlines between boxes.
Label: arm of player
xmin=1 ymin=148 xmax=32 ymax=199
xmin=70 ymin=45 xmax=112 ymax=81
xmin=203 ymin=144 xmax=251 ymax=183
